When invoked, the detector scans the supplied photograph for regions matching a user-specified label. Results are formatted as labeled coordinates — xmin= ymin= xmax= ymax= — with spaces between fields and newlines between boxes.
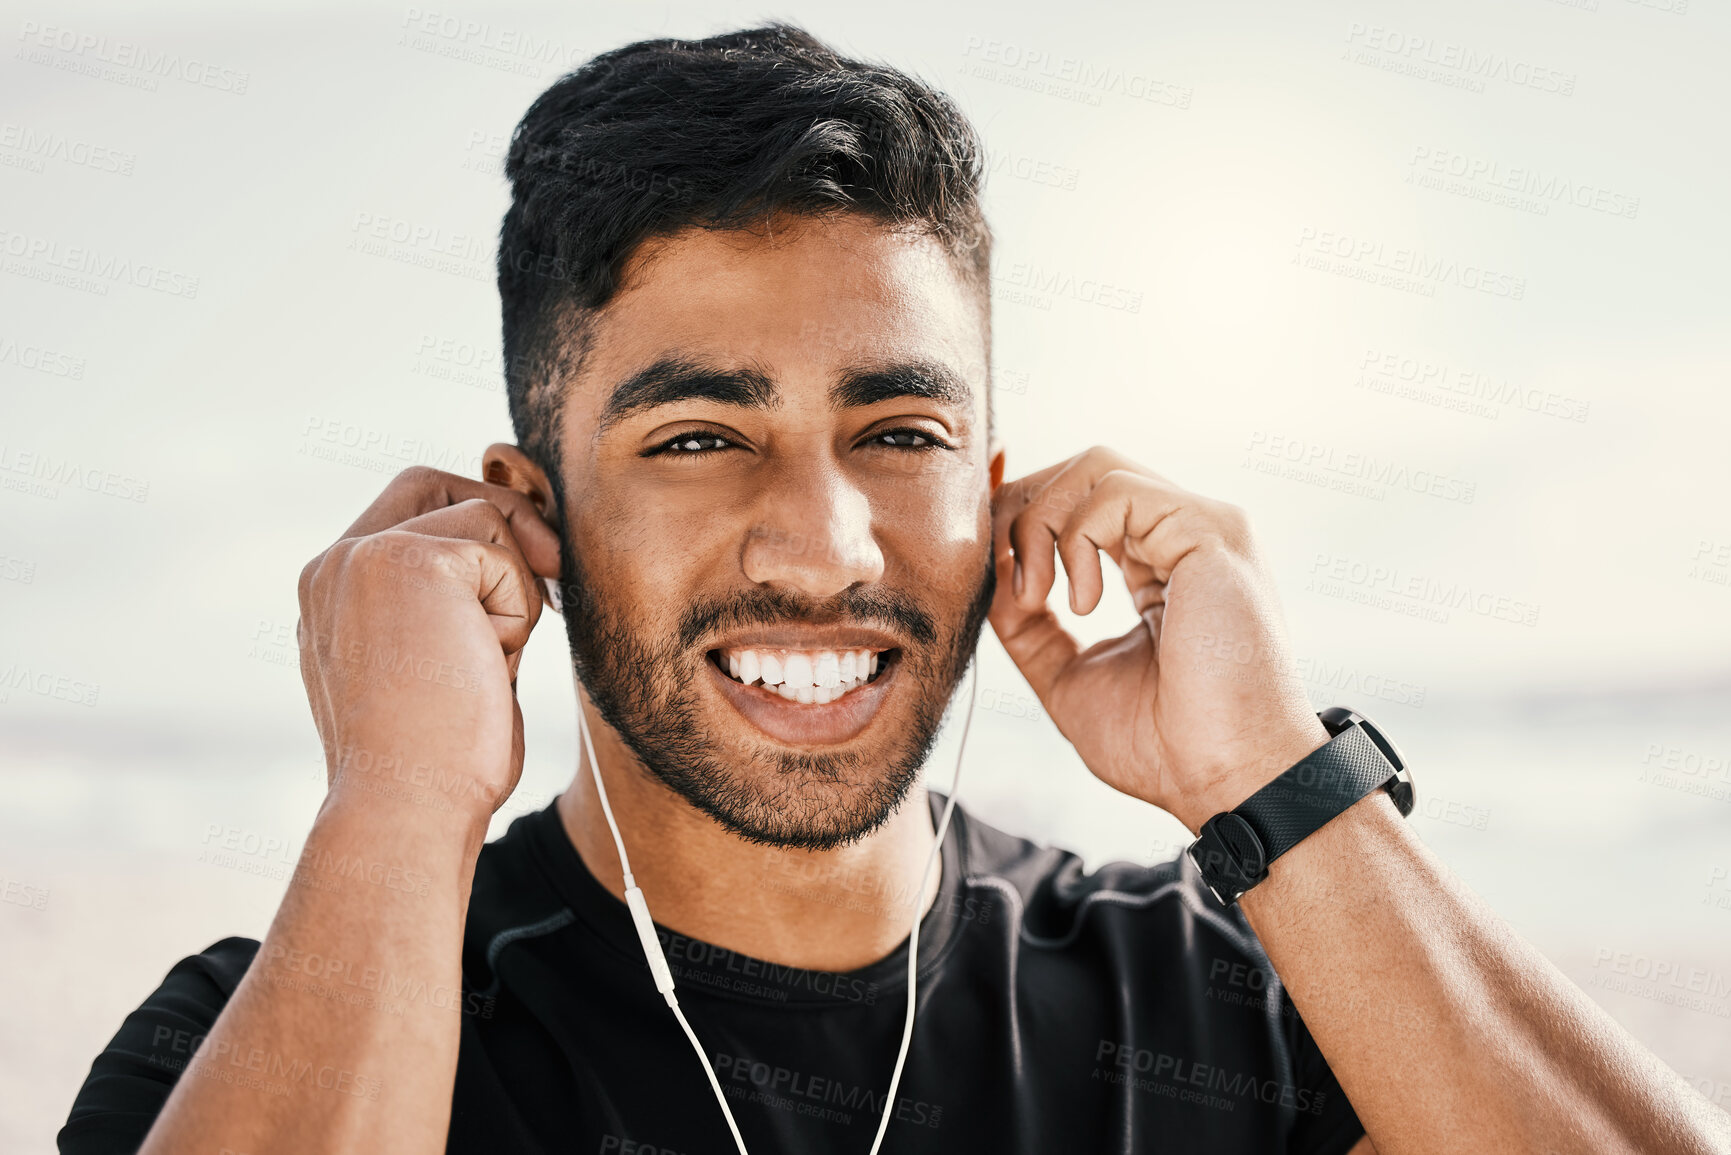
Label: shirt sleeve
xmin=1281 ymin=994 xmax=1366 ymax=1155
xmin=57 ymin=937 xmax=261 ymax=1155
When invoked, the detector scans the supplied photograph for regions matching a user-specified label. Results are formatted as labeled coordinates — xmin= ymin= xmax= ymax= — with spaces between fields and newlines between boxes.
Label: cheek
xmin=565 ymin=494 xmax=675 ymax=611
xmin=879 ymin=477 xmax=992 ymax=597
xmin=584 ymin=530 xmax=704 ymax=607
xmin=908 ymin=454 xmax=992 ymax=549
xmin=582 ymin=477 xmax=727 ymax=570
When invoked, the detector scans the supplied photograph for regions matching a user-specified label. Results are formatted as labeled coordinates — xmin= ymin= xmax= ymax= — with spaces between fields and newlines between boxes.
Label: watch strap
xmin=1189 ymin=711 xmax=1413 ymax=905
xmin=1235 ymin=723 xmax=1399 ymax=859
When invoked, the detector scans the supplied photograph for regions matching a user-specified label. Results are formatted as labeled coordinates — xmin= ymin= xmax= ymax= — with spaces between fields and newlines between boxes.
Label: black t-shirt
xmin=60 ymin=796 xmax=1365 ymax=1154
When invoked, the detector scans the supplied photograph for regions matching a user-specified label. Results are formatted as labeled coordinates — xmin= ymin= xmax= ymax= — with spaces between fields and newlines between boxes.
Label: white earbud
xmin=577 ymin=658 xmax=980 ymax=1155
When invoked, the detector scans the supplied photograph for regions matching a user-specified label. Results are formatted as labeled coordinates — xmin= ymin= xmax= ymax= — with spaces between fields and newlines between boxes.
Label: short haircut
xmin=496 ymin=22 xmax=993 ymax=503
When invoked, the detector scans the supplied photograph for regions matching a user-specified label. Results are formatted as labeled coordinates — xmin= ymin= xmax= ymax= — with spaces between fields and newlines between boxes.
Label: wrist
xmin=317 ymin=777 xmax=493 ymax=866
xmin=1185 ymin=707 xmax=1416 ymax=908
xmin=322 ymin=732 xmax=507 ymax=845
xmin=1178 ymin=714 xmax=1332 ymax=834
xmin=1236 ymin=788 xmax=1407 ymax=929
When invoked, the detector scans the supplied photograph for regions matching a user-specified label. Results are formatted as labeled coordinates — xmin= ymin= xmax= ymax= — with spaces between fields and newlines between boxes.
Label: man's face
xmin=552 ymin=212 xmax=999 ymax=851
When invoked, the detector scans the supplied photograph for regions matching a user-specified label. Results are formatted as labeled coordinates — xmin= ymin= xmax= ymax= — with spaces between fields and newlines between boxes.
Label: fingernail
xmin=1012 ymin=558 xmax=1023 ymax=598
xmin=542 ymin=576 xmax=564 ymax=612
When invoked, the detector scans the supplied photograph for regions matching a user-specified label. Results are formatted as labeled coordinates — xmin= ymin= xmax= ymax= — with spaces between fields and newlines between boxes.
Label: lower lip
xmin=704 ymin=653 xmax=898 ymax=746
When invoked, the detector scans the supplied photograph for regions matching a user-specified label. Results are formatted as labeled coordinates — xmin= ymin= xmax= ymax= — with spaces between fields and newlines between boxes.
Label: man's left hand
xmin=988 ymin=447 xmax=1330 ymax=833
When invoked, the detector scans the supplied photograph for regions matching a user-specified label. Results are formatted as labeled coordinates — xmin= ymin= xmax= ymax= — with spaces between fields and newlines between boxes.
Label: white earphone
xmin=576 ymin=658 xmax=979 ymax=1155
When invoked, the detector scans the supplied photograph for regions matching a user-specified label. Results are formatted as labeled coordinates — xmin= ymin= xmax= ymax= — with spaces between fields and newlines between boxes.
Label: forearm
xmin=1239 ymin=792 xmax=1731 ymax=1154
xmin=140 ymin=791 xmax=488 ymax=1155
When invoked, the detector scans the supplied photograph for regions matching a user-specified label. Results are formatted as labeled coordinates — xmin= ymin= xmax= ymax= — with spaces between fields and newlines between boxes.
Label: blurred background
xmin=3 ymin=0 xmax=1728 ymax=1147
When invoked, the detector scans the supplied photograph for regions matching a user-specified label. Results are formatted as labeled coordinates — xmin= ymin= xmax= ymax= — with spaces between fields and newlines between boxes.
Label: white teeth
xmin=717 ymin=645 xmax=888 ymax=703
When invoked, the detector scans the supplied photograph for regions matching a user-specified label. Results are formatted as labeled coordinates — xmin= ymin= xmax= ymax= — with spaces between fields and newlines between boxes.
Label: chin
xmin=648 ymin=717 xmax=930 ymax=852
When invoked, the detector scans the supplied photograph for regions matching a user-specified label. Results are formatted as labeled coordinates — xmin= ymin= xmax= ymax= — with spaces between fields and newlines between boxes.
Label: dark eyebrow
xmin=830 ymin=362 xmax=972 ymax=411
xmin=597 ymin=356 xmax=973 ymax=433
xmin=597 ymin=357 xmax=780 ymax=432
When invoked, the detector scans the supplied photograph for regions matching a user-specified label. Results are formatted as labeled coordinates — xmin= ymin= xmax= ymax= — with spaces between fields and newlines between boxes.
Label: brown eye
xmin=654 ymin=432 xmax=734 ymax=455
xmin=872 ymin=428 xmax=952 ymax=451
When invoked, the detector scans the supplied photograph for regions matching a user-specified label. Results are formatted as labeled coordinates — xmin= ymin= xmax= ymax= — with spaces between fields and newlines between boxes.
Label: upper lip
xmin=706 ymin=626 xmax=904 ymax=653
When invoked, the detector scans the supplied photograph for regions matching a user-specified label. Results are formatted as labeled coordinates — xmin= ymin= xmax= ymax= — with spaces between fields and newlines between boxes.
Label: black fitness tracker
xmin=1186 ymin=707 xmax=1415 ymax=906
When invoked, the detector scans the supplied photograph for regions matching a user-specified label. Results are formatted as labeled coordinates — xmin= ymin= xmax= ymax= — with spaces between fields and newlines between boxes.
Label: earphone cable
xmin=576 ymin=655 xmax=980 ymax=1155
xmin=866 ymin=657 xmax=975 ymax=1155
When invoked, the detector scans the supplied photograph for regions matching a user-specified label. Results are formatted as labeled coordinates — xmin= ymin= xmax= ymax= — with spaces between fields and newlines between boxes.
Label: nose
xmin=742 ymin=463 xmax=884 ymax=599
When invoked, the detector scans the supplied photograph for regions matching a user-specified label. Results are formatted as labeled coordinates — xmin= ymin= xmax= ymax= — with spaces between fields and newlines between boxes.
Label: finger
xmin=991 ymin=447 xmax=1164 ymax=535
xmin=1059 ymin=470 xmax=1250 ymax=594
xmin=392 ymin=498 xmax=542 ymax=620
xmin=361 ymin=530 xmax=541 ymax=656
xmin=341 ymin=466 xmax=562 ymax=581
xmin=457 ymin=537 xmax=541 ymax=656
xmin=990 ymin=455 xmax=1078 ymax=568
xmin=998 ymin=449 xmax=1154 ymax=613
xmin=1123 ymin=491 xmax=1250 ymax=584
xmin=1054 ymin=470 xmax=1159 ymax=615
xmin=1000 ymin=455 xmax=1093 ymax=613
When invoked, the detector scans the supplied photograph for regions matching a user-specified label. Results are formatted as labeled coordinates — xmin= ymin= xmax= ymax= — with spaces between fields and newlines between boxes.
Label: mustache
xmin=676 ymin=584 xmax=939 ymax=653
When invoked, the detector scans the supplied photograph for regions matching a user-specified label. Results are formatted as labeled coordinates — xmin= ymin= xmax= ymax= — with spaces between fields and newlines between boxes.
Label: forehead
xmin=567 ymin=213 xmax=988 ymax=429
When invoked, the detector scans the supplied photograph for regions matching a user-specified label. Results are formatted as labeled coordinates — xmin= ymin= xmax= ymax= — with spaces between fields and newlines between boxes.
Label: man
xmin=60 ymin=23 xmax=1729 ymax=1155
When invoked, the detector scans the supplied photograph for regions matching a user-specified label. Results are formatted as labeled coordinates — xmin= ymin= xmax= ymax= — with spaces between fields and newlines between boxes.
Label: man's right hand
xmin=136 ymin=459 xmax=564 ymax=1155
xmin=296 ymin=462 xmax=563 ymax=825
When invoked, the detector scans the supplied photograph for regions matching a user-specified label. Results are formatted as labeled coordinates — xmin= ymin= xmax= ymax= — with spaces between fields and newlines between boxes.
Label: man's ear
xmin=482 ymin=443 xmax=559 ymax=526
xmin=988 ymin=444 xmax=1006 ymax=492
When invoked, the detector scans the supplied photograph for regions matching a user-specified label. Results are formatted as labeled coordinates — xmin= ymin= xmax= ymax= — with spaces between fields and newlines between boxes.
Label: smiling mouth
xmin=707 ymin=646 xmax=900 ymax=705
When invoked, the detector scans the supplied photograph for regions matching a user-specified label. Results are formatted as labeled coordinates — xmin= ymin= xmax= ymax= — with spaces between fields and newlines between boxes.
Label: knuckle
xmin=1098 ymin=467 xmax=1138 ymax=493
xmin=1089 ymin=445 xmax=1132 ymax=472
xmin=1055 ymin=511 xmax=1090 ymax=545
xmin=392 ymin=464 xmax=441 ymax=492
xmin=457 ymin=496 xmax=509 ymax=529
xmin=1212 ymin=501 xmax=1254 ymax=544
xmin=297 ymin=553 xmax=325 ymax=604
xmin=1033 ymin=480 xmax=1077 ymax=514
xmin=351 ymin=529 xmax=451 ymax=579
xmin=348 ymin=532 xmax=395 ymax=572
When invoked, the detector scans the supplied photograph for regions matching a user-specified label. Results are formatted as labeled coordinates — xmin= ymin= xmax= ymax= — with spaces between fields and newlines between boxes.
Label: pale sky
xmin=4 ymin=0 xmax=1727 ymax=746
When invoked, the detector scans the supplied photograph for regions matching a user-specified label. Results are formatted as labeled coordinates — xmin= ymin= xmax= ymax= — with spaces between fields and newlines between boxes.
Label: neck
xmin=557 ymin=691 xmax=943 ymax=974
